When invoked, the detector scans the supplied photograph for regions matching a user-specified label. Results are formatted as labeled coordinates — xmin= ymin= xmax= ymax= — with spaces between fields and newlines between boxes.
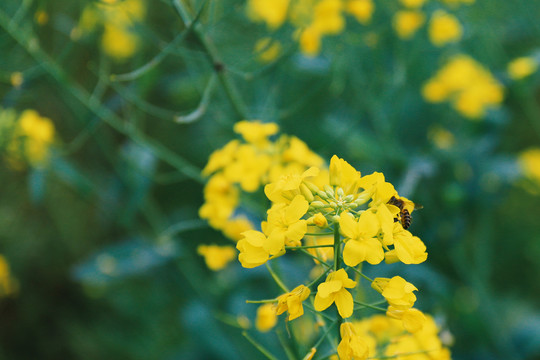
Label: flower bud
xmin=304 ymin=181 xmax=320 ymax=194
xmin=313 ymin=213 xmax=328 ymax=228
xmin=317 ymin=191 xmax=329 ymax=200
xmin=324 ymin=185 xmax=335 ymax=197
xmin=336 ymin=187 xmax=345 ymax=197
xmin=311 ymin=201 xmax=326 ymax=208
xmin=300 ymin=183 xmax=314 ymax=202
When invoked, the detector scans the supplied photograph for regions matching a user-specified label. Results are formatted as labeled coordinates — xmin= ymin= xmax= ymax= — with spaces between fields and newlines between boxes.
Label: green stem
xmin=304 ymin=232 xmax=334 ymax=236
xmin=285 ymin=244 xmax=334 ymax=250
xmin=171 ymin=0 xmax=248 ymax=120
xmin=353 ymin=300 xmax=387 ymax=312
xmin=348 ymin=265 xmax=374 ymax=282
xmin=245 ymin=299 xmax=277 ymax=304
xmin=333 ymin=223 xmax=342 ymax=342
xmin=265 ymin=262 xmax=289 ymax=292
xmin=0 ymin=9 xmax=204 ymax=183
xmin=299 ymin=249 xmax=332 ymax=269
xmin=242 ymin=332 xmax=280 ymax=360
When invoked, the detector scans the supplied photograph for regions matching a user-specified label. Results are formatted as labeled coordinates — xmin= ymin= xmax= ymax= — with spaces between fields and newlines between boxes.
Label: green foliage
xmin=1 ymin=0 xmax=540 ymax=359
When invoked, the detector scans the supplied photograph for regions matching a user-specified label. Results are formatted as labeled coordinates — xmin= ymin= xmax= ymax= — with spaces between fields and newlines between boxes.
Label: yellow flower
xmin=306 ymin=235 xmax=334 ymax=264
xmin=428 ymin=126 xmax=455 ymax=149
xmin=508 ymin=57 xmax=538 ymax=80
xmin=254 ymin=38 xmax=282 ymax=63
xmin=276 ymin=285 xmax=311 ymax=320
xmin=300 ymin=26 xmax=322 ymax=56
xmin=233 ymin=120 xmax=279 ymax=147
xmin=340 ymin=211 xmax=384 ymax=266
xmin=101 ymin=23 xmax=139 ymax=60
xmin=199 ymin=174 xmax=238 ymax=228
xmin=202 ymin=140 xmax=240 ymax=176
xmin=391 ymin=224 xmax=428 ymax=264
xmin=266 ymin=195 xmax=309 ymax=247
xmin=519 ymin=148 xmax=540 ymax=181
xmin=422 ymin=55 xmax=504 ymax=119
xmin=247 ymin=0 xmax=290 ymax=29
xmin=337 ymin=322 xmax=369 ymax=360
xmin=329 ymin=155 xmax=362 ymax=195
xmin=399 ymin=0 xmax=427 ymax=8
xmin=314 ymin=269 xmax=356 ymax=318
xmin=428 ymin=11 xmax=463 ymax=47
xmin=11 ymin=110 xmax=56 ymax=166
xmin=256 ymin=304 xmax=278 ymax=332
xmin=265 ymin=166 xmax=319 ymax=203
xmin=313 ymin=213 xmax=328 ymax=228
xmin=0 ymin=255 xmax=16 ymax=296
xmin=223 ymin=144 xmax=272 ymax=192
xmin=346 ymin=0 xmax=374 ymax=25
xmin=372 ymin=276 xmax=418 ymax=310
xmin=197 ymin=245 xmax=237 ymax=271
xmin=222 ymin=216 xmax=254 ymax=241
xmin=281 ymin=137 xmax=324 ymax=168
xmin=312 ymin=0 xmax=345 ymax=35
xmin=393 ymin=11 xmax=425 ymax=39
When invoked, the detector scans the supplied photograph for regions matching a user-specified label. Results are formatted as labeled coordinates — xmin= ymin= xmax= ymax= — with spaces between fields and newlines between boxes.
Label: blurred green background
xmin=1 ymin=0 xmax=540 ymax=359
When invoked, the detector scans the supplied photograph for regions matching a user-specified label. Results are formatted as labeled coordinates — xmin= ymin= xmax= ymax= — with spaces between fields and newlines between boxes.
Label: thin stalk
xmin=266 ymin=262 xmax=289 ymax=292
xmin=353 ymin=300 xmax=387 ymax=312
xmin=348 ymin=265 xmax=374 ymax=283
xmin=299 ymin=249 xmax=332 ymax=269
xmin=242 ymin=332 xmax=279 ymax=360
xmin=285 ymin=244 xmax=334 ymax=250
xmin=333 ymin=223 xmax=342 ymax=342
xmin=171 ymin=0 xmax=248 ymax=120
xmin=245 ymin=299 xmax=277 ymax=304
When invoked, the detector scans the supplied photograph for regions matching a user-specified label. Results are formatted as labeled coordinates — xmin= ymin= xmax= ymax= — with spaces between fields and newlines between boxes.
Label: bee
xmin=387 ymin=196 xmax=421 ymax=230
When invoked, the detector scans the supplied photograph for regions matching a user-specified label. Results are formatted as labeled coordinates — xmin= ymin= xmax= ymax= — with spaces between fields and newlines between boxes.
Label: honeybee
xmin=387 ymin=196 xmax=421 ymax=230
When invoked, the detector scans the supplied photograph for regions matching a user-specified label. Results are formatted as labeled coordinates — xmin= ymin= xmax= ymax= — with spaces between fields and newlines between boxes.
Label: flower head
xmin=314 ymin=269 xmax=356 ymax=318
xmin=276 ymin=285 xmax=311 ymax=320
xmin=337 ymin=322 xmax=369 ymax=360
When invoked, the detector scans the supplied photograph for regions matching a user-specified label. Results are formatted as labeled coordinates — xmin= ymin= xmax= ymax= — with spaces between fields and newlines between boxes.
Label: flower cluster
xmin=507 ymin=56 xmax=538 ymax=80
xmin=198 ymin=121 xmax=323 ymax=270
xmin=74 ymin=0 xmax=146 ymax=61
xmin=351 ymin=313 xmax=452 ymax=359
xmin=0 ymin=108 xmax=56 ymax=168
xmin=247 ymin=0 xmax=472 ymax=57
xmin=200 ymin=121 xmax=450 ymax=359
xmin=247 ymin=0 xmax=375 ymax=57
xmin=393 ymin=1 xmax=464 ymax=45
xmin=422 ymin=55 xmax=504 ymax=119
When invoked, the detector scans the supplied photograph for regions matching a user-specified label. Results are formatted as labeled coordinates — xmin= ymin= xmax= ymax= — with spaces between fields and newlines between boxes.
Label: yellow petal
xmin=334 ymin=289 xmax=354 ymax=318
xmin=339 ymin=212 xmax=358 ymax=239
xmin=343 ymin=240 xmax=366 ymax=266
xmin=314 ymin=292 xmax=334 ymax=311
xmin=317 ymin=280 xmax=342 ymax=297
xmin=285 ymin=195 xmax=309 ymax=223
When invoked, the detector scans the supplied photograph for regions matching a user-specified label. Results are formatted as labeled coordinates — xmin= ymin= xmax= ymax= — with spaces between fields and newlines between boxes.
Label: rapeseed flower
xmin=508 ymin=56 xmax=538 ymax=80
xmin=393 ymin=11 xmax=425 ymax=39
xmin=337 ymin=322 xmax=369 ymax=360
xmin=429 ymin=10 xmax=463 ymax=47
xmin=276 ymin=285 xmax=311 ymax=320
xmin=256 ymin=304 xmax=278 ymax=331
xmin=314 ymin=269 xmax=356 ymax=318
xmin=197 ymin=245 xmax=237 ymax=271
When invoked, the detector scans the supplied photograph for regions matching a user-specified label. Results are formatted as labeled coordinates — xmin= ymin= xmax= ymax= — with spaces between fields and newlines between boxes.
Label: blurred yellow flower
xmin=508 ymin=56 xmax=538 ymax=80
xmin=0 ymin=255 xmax=17 ymax=296
xmin=429 ymin=10 xmax=463 ymax=47
xmin=519 ymin=148 xmax=540 ymax=182
xmin=345 ymin=0 xmax=374 ymax=25
xmin=400 ymin=0 xmax=427 ymax=8
xmin=197 ymin=245 xmax=237 ymax=271
xmin=247 ymin=0 xmax=290 ymax=29
xmin=422 ymin=55 xmax=504 ymax=119
xmin=337 ymin=322 xmax=369 ymax=360
xmin=393 ymin=10 xmax=425 ymax=39
xmin=254 ymin=38 xmax=282 ymax=63
xmin=255 ymin=304 xmax=278 ymax=331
